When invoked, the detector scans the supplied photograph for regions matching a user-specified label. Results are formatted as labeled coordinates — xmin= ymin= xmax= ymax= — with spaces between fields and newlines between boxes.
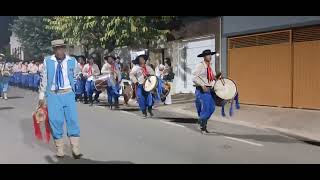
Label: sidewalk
xmin=98 ymin=92 xmax=320 ymax=142
xmin=157 ymin=94 xmax=320 ymax=142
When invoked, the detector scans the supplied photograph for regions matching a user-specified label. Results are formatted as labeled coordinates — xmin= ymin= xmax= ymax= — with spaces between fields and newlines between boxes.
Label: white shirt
xmin=49 ymin=55 xmax=73 ymax=91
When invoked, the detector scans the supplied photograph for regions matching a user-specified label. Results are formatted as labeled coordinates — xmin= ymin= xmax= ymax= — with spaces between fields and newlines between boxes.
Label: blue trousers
xmin=106 ymin=84 xmax=120 ymax=105
xmin=21 ymin=74 xmax=28 ymax=87
xmin=15 ymin=72 xmax=21 ymax=86
xmin=0 ymin=76 xmax=10 ymax=93
xmin=195 ymin=88 xmax=215 ymax=125
xmin=75 ymin=79 xmax=86 ymax=95
xmin=33 ymin=73 xmax=40 ymax=89
xmin=9 ymin=75 xmax=15 ymax=85
xmin=28 ymin=74 xmax=33 ymax=87
xmin=47 ymin=91 xmax=80 ymax=140
xmin=85 ymin=80 xmax=101 ymax=100
xmin=136 ymin=84 xmax=153 ymax=112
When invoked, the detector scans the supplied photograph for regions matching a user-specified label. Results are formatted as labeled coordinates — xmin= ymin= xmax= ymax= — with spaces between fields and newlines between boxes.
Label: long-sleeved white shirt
xmin=101 ymin=62 xmax=121 ymax=83
xmin=129 ymin=65 xmax=155 ymax=85
xmin=192 ymin=61 xmax=216 ymax=87
xmin=82 ymin=63 xmax=100 ymax=78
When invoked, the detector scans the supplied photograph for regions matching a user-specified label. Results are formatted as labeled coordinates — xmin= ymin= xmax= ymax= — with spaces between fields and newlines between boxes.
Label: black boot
xmin=88 ymin=96 xmax=93 ymax=106
xmin=148 ymin=108 xmax=154 ymax=117
xmin=83 ymin=94 xmax=88 ymax=104
xmin=142 ymin=110 xmax=147 ymax=118
xmin=200 ymin=121 xmax=210 ymax=134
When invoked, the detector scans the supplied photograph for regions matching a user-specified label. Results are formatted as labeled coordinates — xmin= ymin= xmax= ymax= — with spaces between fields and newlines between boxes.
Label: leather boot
xmin=69 ymin=137 xmax=83 ymax=159
xmin=54 ymin=139 xmax=65 ymax=158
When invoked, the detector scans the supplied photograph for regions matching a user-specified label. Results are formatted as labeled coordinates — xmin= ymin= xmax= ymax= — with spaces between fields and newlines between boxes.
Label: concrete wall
xmin=221 ymin=16 xmax=320 ymax=76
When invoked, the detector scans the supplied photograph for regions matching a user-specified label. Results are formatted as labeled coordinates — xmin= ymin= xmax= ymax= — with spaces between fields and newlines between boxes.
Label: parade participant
xmin=75 ymin=55 xmax=88 ymax=104
xmin=101 ymin=55 xmax=121 ymax=109
xmin=121 ymin=64 xmax=131 ymax=106
xmin=27 ymin=60 xmax=35 ymax=90
xmin=29 ymin=60 xmax=40 ymax=91
xmin=193 ymin=49 xmax=217 ymax=134
xmin=0 ymin=55 xmax=13 ymax=100
xmin=82 ymin=56 xmax=100 ymax=106
xmin=0 ymin=54 xmax=5 ymax=98
xmin=12 ymin=60 xmax=22 ymax=87
xmin=38 ymin=39 xmax=83 ymax=159
xmin=21 ymin=61 xmax=29 ymax=88
xmin=162 ymin=58 xmax=174 ymax=105
xmin=129 ymin=54 xmax=155 ymax=118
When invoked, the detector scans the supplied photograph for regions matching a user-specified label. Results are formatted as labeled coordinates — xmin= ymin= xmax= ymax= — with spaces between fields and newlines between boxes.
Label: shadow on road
xmin=8 ymin=96 xmax=24 ymax=99
xmin=0 ymin=107 xmax=14 ymax=111
xmin=45 ymin=155 xmax=134 ymax=164
xmin=207 ymin=131 xmax=297 ymax=143
xmin=20 ymin=118 xmax=56 ymax=152
xmin=154 ymin=117 xmax=198 ymax=124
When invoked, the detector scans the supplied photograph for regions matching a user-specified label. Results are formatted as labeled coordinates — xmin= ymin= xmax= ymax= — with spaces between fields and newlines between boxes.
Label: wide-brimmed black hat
xmin=104 ymin=55 xmax=116 ymax=61
xmin=132 ymin=54 xmax=148 ymax=65
xmin=197 ymin=49 xmax=216 ymax=57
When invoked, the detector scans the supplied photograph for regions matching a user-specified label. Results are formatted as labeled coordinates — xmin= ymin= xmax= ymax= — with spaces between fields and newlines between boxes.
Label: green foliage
xmin=46 ymin=16 xmax=177 ymax=52
xmin=10 ymin=16 xmax=59 ymax=59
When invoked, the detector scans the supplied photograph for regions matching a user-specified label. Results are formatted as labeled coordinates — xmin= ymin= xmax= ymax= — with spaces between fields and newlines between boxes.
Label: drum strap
xmin=88 ymin=64 xmax=92 ymax=76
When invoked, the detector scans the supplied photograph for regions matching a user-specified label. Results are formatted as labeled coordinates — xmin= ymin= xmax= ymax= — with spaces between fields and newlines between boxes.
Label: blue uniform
xmin=39 ymin=55 xmax=80 ymax=140
xmin=195 ymin=88 xmax=215 ymax=126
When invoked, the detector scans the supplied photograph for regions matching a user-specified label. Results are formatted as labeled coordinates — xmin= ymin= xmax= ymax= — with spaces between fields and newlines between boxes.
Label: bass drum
xmin=120 ymin=79 xmax=133 ymax=100
xmin=143 ymin=75 xmax=158 ymax=92
xmin=213 ymin=78 xmax=237 ymax=101
xmin=92 ymin=74 xmax=110 ymax=92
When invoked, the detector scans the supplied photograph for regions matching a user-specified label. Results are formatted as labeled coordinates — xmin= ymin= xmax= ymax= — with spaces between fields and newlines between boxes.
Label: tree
xmin=45 ymin=16 xmax=178 ymax=53
xmin=10 ymin=16 xmax=59 ymax=59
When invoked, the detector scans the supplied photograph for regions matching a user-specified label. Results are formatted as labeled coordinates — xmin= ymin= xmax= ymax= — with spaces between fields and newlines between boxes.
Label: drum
xmin=160 ymin=82 xmax=171 ymax=102
xmin=92 ymin=74 xmax=110 ymax=92
xmin=120 ymin=80 xmax=133 ymax=100
xmin=213 ymin=78 xmax=237 ymax=101
xmin=143 ymin=75 xmax=158 ymax=92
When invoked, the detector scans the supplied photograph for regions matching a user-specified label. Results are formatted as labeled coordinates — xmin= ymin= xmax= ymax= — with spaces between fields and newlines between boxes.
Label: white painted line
xmin=224 ymin=136 xmax=263 ymax=147
xmin=160 ymin=120 xmax=186 ymax=128
xmin=120 ymin=110 xmax=139 ymax=117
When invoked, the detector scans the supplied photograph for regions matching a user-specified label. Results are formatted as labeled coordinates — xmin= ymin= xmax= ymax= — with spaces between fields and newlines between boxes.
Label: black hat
xmin=104 ymin=55 xmax=116 ymax=61
xmin=197 ymin=49 xmax=216 ymax=57
xmin=132 ymin=54 xmax=148 ymax=65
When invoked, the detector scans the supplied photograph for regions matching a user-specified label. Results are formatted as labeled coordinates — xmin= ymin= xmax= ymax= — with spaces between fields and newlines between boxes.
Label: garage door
xmin=228 ymin=30 xmax=292 ymax=107
xmin=293 ymin=26 xmax=320 ymax=109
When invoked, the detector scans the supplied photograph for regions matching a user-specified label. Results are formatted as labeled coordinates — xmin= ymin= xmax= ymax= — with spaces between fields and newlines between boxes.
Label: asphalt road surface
xmin=1 ymin=87 xmax=320 ymax=164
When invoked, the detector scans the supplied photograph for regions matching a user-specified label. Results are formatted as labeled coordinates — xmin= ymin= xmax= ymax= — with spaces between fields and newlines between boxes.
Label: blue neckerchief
xmin=55 ymin=60 xmax=64 ymax=91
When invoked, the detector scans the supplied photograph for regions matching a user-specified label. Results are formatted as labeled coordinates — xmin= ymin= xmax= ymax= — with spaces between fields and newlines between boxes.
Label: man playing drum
xmin=75 ymin=55 xmax=88 ymax=104
xmin=129 ymin=54 xmax=155 ymax=118
xmin=101 ymin=55 xmax=121 ymax=109
xmin=82 ymin=56 xmax=100 ymax=106
xmin=193 ymin=49 xmax=219 ymax=134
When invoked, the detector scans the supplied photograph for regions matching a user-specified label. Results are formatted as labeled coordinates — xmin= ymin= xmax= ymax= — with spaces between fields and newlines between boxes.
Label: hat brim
xmin=52 ymin=44 xmax=67 ymax=48
xmin=197 ymin=52 xmax=216 ymax=57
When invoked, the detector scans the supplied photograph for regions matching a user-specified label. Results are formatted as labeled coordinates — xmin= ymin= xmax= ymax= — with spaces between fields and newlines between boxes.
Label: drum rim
xmin=143 ymin=75 xmax=158 ymax=92
xmin=214 ymin=78 xmax=238 ymax=100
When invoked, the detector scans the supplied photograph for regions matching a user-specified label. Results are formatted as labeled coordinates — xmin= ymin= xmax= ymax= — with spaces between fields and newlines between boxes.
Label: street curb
xmin=157 ymin=105 xmax=320 ymax=143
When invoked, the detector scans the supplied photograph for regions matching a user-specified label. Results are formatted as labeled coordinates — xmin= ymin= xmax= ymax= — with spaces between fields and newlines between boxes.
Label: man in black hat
xmin=193 ymin=49 xmax=220 ymax=134
xmin=129 ymin=54 xmax=155 ymax=118
xmin=101 ymin=55 xmax=121 ymax=109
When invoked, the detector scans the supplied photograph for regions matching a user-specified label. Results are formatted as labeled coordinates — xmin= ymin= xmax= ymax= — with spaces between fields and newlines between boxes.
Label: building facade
xmin=9 ymin=32 xmax=24 ymax=60
xmin=221 ymin=16 xmax=320 ymax=109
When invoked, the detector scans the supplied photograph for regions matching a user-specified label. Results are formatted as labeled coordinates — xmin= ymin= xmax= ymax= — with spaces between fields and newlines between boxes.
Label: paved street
xmin=1 ymin=87 xmax=320 ymax=164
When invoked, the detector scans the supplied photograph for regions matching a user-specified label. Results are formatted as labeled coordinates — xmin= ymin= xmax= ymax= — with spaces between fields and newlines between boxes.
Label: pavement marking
xmin=120 ymin=110 xmax=139 ymax=117
xmin=223 ymin=136 xmax=264 ymax=147
xmin=160 ymin=120 xmax=186 ymax=128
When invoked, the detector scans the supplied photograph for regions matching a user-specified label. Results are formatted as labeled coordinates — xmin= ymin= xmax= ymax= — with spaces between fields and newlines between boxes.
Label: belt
xmin=50 ymin=88 xmax=72 ymax=94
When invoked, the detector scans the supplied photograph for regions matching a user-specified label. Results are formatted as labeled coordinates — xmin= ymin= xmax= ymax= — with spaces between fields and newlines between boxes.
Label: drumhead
xmin=144 ymin=76 xmax=158 ymax=92
xmin=214 ymin=78 xmax=237 ymax=100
